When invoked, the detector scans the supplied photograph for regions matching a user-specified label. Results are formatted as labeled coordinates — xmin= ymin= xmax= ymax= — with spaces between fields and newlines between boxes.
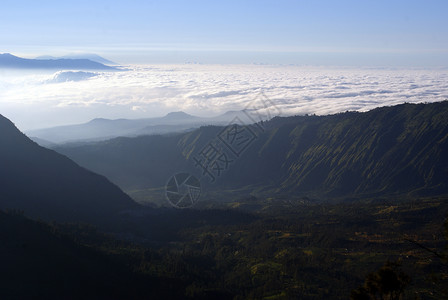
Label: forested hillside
xmin=55 ymin=101 xmax=448 ymax=202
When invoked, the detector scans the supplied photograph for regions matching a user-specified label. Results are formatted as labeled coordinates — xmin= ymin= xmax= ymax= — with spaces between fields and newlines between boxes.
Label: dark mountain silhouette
xmin=0 ymin=53 xmax=116 ymax=70
xmin=0 ymin=114 xmax=138 ymax=224
xmin=27 ymin=110 xmax=256 ymax=144
xmin=54 ymin=101 xmax=448 ymax=200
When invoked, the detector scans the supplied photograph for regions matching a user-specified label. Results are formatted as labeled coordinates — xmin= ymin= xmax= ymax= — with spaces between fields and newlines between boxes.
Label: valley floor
xmin=4 ymin=196 xmax=446 ymax=299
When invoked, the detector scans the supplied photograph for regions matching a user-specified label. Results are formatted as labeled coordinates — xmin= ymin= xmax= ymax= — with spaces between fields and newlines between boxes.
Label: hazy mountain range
xmin=53 ymin=101 xmax=448 ymax=202
xmin=0 ymin=53 xmax=116 ymax=70
xmin=27 ymin=110 xmax=260 ymax=144
xmin=35 ymin=53 xmax=117 ymax=65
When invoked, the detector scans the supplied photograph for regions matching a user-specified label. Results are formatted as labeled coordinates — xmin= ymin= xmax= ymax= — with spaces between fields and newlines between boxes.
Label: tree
xmin=351 ymin=261 xmax=410 ymax=300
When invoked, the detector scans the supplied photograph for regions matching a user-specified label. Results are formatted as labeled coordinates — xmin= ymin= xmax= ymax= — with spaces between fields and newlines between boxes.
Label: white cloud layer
xmin=47 ymin=71 xmax=98 ymax=83
xmin=0 ymin=65 xmax=447 ymax=130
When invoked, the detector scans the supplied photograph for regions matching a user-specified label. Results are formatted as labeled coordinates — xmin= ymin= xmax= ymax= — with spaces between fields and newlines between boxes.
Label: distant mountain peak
xmin=88 ymin=117 xmax=111 ymax=123
xmin=164 ymin=111 xmax=196 ymax=119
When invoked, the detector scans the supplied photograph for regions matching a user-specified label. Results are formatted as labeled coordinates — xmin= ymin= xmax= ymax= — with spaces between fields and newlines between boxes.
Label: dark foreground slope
xmin=0 ymin=114 xmax=138 ymax=224
xmin=0 ymin=210 xmax=183 ymax=300
xmin=55 ymin=101 xmax=448 ymax=201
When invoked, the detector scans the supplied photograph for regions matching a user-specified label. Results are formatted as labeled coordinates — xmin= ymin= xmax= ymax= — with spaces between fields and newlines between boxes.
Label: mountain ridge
xmin=53 ymin=101 xmax=448 ymax=203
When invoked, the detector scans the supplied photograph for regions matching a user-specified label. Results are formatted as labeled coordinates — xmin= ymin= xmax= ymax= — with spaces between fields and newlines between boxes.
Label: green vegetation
xmin=351 ymin=262 xmax=411 ymax=300
xmin=2 ymin=196 xmax=446 ymax=299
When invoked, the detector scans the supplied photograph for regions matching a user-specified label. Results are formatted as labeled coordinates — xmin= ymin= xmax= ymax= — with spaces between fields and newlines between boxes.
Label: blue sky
xmin=1 ymin=0 xmax=448 ymax=66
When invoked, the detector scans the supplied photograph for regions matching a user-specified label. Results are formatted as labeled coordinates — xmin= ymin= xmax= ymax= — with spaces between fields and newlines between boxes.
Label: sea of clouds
xmin=0 ymin=65 xmax=447 ymax=130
